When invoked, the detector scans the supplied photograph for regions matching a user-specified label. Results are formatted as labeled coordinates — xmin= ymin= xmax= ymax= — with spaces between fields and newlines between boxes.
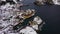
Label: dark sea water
xmin=19 ymin=0 xmax=60 ymax=34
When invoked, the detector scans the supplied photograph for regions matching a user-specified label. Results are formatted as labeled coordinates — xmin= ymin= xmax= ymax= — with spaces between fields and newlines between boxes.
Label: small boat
xmin=33 ymin=16 xmax=42 ymax=24
xmin=22 ymin=9 xmax=35 ymax=19
xmin=29 ymin=16 xmax=45 ymax=30
xmin=29 ymin=16 xmax=42 ymax=25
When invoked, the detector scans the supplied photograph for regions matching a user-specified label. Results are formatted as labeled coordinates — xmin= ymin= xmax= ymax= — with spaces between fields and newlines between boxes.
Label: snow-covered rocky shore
xmin=0 ymin=0 xmax=45 ymax=34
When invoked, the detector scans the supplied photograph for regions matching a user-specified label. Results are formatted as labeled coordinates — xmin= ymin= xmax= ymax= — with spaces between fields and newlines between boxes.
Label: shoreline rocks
xmin=34 ymin=0 xmax=54 ymax=6
xmin=34 ymin=0 xmax=60 ymax=6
